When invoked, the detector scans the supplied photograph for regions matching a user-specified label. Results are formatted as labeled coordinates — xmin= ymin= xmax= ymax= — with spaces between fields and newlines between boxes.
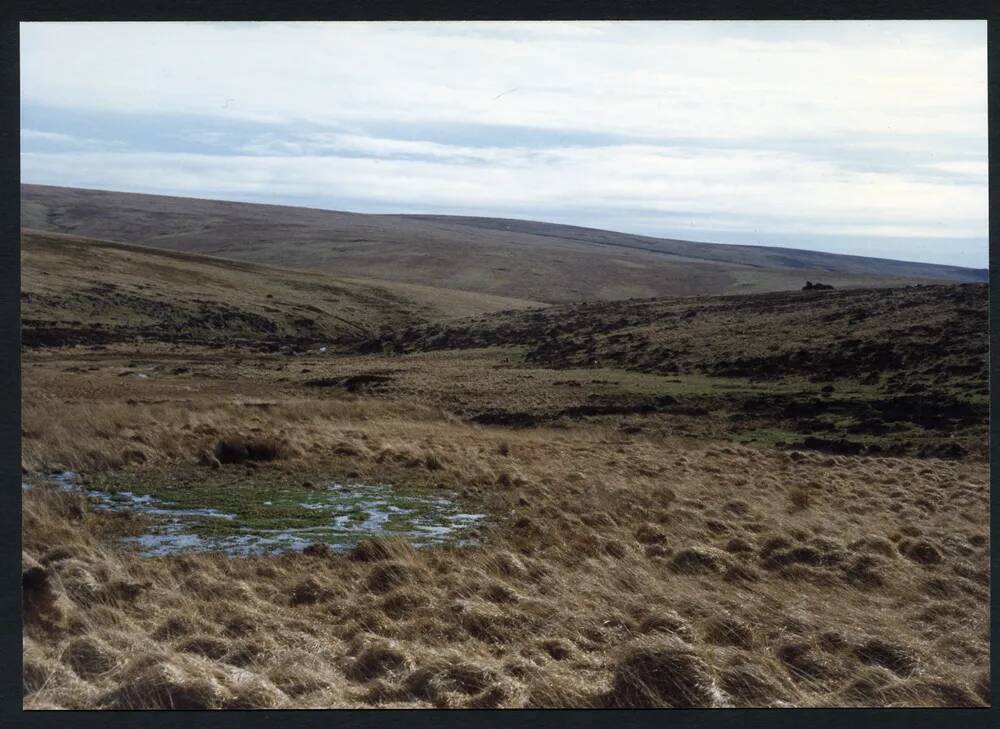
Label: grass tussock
xmin=21 ymin=344 xmax=990 ymax=709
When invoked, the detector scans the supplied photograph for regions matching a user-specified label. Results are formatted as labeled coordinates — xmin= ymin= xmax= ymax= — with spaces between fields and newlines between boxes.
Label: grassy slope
xmin=22 ymin=185 xmax=986 ymax=304
xmin=358 ymin=284 xmax=989 ymax=459
xmin=21 ymin=362 xmax=991 ymax=709
xmin=371 ymin=284 xmax=988 ymax=387
xmin=20 ymin=229 xmax=541 ymax=346
xmin=19 ymin=189 xmax=990 ymax=710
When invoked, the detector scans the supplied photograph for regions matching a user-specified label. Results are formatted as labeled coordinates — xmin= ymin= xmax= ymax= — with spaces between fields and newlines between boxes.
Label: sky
xmin=20 ymin=21 xmax=988 ymax=268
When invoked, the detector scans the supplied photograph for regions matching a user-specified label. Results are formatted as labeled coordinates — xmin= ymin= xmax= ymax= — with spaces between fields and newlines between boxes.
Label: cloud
xmin=20 ymin=128 xmax=122 ymax=150
xmin=19 ymin=20 xmax=988 ymax=266
xmin=21 ymin=141 xmax=987 ymax=239
xmin=21 ymin=129 xmax=77 ymax=144
xmin=20 ymin=21 xmax=986 ymax=141
xmin=921 ymin=160 xmax=988 ymax=177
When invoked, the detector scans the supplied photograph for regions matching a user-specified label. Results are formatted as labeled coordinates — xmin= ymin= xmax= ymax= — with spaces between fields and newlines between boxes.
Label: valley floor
xmin=21 ymin=341 xmax=990 ymax=709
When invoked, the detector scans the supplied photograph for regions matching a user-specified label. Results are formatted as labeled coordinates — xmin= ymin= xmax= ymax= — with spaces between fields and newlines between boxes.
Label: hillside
xmin=21 ymin=185 xmax=986 ymax=305
xmin=20 ymin=229 xmax=540 ymax=348
xmin=368 ymin=283 xmax=989 ymax=386
xmin=354 ymin=283 xmax=989 ymax=460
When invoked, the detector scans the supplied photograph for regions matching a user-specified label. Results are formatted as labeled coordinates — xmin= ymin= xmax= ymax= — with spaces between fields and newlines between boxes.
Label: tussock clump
xmin=289 ymin=577 xmax=328 ymax=606
xmin=602 ymin=539 xmax=629 ymax=559
xmin=920 ymin=577 xmax=957 ymax=599
xmin=775 ymin=564 xmax=838 ymax=586
xmin=366 ymin=562 xmax=420 ymax=594
xmin=348 ymin=537 xmax=417 ymax=563
xmin=266 ymin=653 xmax=333 ymax=697
xmin=637 ymin=611 xmax=693 ymax=641
xmin=220 ymin=611 xmax=261 ymax=638
xmin=479 ymin=550 xmax=529 ymax=579
xmin=967 ymin=533 xmax=988 ymax=549
xmin=525 ymin=669 xmax=598 ymax=708
xmin=302 ymin=543 xmax=332 ymax=558
xmin=179 ymin=572 xmax=222 ymax=597
xmin=974 ymin=671 xmax=990 ymax=704
xmin=879 ymin=679 xmax=983 ymax=707
xmin=607 ymin=638 xmax=718 ymax=708
xmin=634 ymin=523 xmax=668 ymax=545
xmin=176 ymin=635 xmax=230 ymax=660
xmin=151 ymin=612 xmax=214 ymax=641
xmin=62 ymin=636 xmax=119 ymax=679
xmin=787 ymin=488 xmax=810 ymax=511
xmin=670 ymin=547 xmax=727 ymax=574
xmin=465 ymin=681 xmax=516 ymax=709
xmin=759 ymin=536 xmax=793 ymax=558
xmin=24 ymin=640 xmax=68 ymax=694
xmin=841 ymin=555 xmax=885 ymax=589
xmin=101 ymin=660 xmax=230 ymax=709
xmin=23 ymin=562 xmax=63 ymax=632
xmin=224 ymin=638 xmax=276 ymax=669
xmin=703 ymin=616 xmax=754 ymax=649
xmin=55 ymin=561 xmax=102 ymax=606
xmin=839 ymin=665 xmax=896 ymax=703
xmin=854 ymin=638 xmax=918 ymax=677
xmin=898 ymin=539 xmax=943 ymax=565
xmin=539 ymin=638 xmax=574 ymax=661
xmin=344 ymin=641 xmax=411 ymax=681
xmin=502 ymin=657 xmax=540 ymax=681
xmin=458 ymin=602 xmax=527 ymax=643
xmin=213 ymin=437 xmax=285 ymax=464
xmin=483 ymin=582 xmax=519 ymax=604
xmin=724 ymin=564 xmax=761 ymax=583
xmin=719 ymin=663 xmax=792 ymax=706
xmin=101 ymin=577 xmax=151 ymax=604
xmin=723 ymin=499 xmax=750 ymax=516
xmin=198 ymin=449 xmax=222 ymax=469
xmin=761 ymin=546 xmax=828 ymax=570
xmin=380 ymin=588 xmax=430 ymax=619
xmin=776 ymin=642 xmax=840 ymax=682
xmin=915 ymin=601 xmax=967 ymax=627
xmin=724 ymin=537 xmax=754 ymax=554
xmin=848 ymin=536 xmax=897 ymax=557
xmin=402 ymin=658 xmax=502 ymax=706
xmin=817 ymin=630 xmax=848 ymax=653
xmin=222 ymin=673 xmax=288 ymax=709
xmin=40 ymin=545 xmax=82 ymax=565
xmin=213 ymin=438 xmax=250 ymax=464
xmin=644 ymin=543 xmax=671 ymax=559
xmin=704 ymin=518 xmax=730 ymax=535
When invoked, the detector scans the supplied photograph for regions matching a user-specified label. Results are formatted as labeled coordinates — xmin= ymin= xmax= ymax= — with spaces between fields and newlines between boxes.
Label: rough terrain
xmin=21 ymin=229 xmax=990 ymax=709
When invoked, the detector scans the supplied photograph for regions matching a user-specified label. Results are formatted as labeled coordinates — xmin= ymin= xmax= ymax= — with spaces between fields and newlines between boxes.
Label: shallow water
xmin=48 ymin=473 xmax=485 ymax=557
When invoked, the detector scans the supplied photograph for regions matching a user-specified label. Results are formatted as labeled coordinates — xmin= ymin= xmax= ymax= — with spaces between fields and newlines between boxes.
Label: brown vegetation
xmin=23 ymin=185 xmax=982 ymax=306
xmin=19 ymin=223 xmax=989 ymax=709
xmin=21 ymin=355 xmax=990 ymax=707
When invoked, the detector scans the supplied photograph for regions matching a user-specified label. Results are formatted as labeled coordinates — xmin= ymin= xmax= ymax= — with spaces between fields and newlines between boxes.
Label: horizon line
xmin=19 ymin=181 xmax=989 ymax=273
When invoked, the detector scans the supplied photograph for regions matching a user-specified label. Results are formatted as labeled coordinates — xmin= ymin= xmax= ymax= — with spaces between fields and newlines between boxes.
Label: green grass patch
xmin=86 ymin=466 xmax=484 ymax=545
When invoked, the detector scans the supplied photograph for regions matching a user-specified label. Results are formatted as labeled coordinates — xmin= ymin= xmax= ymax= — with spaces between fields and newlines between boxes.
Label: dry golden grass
xmin=21 ymin=345 xmax=991 ymax=709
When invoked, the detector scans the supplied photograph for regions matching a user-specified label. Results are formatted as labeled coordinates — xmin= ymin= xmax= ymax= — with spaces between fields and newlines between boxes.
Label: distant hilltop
xmin=21 ymin=184 xmax=988 ymax=306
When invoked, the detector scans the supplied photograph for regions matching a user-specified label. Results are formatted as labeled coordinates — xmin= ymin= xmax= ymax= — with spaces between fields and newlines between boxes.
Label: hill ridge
xmin=22 ymin=184 xmax=986 ymax=306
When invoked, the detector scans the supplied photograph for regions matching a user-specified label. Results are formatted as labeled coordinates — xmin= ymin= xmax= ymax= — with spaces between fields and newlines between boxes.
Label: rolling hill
xmin=21 ymin=185 xmax=986 ymax=305
xmin=20 ymin=230 xmax=539 ymax=347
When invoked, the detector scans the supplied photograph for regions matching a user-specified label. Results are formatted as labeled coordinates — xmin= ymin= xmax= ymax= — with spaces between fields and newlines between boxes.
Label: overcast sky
xmin=20 ymin=21 xmax=988 ymax=268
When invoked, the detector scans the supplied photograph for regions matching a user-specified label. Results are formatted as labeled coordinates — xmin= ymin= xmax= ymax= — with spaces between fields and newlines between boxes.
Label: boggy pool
xmin=46 ymin=472 xmax=486 ymax=557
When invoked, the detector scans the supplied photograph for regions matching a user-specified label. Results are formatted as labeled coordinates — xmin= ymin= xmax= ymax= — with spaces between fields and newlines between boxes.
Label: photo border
xmin=2 ymin=2 xmax=995 ymax=728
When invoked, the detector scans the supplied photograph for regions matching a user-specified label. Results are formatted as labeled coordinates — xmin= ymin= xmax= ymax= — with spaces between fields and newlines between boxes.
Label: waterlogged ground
xmin=38 ymin=471 xmax=485 ymax=557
